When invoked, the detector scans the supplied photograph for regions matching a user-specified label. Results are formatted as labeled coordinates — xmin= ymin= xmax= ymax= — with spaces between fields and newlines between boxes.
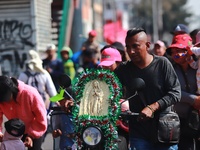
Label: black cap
xmin=5 ymin=118 xmax=25 ymax=137
xmin=171 ymin=24 xmax=189 ymax=35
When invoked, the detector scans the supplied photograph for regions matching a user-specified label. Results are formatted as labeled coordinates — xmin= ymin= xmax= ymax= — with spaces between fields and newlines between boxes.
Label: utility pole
xmin=158 ymin=0 xmax=163 ymax=39
xmin=152 ymin=0 xmax=158 ymax=42
xmin=92 ymin=0 xmax=95 ymax=30
xmin=113 ymin=0 xmax=117 ymax=41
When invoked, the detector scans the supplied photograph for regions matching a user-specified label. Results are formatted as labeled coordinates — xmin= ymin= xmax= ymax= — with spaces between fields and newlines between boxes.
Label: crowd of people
xmin=0 ymin=24 xmax=200 ymax=150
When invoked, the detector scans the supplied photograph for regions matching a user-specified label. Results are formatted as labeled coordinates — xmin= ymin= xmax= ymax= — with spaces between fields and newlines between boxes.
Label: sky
xmin=186 ymin=0 xmax=200 ymax=30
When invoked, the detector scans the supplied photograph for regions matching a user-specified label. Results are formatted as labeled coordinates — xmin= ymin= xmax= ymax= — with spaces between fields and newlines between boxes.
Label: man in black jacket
xmin=115 ymin=27 xmax=181 ymax=150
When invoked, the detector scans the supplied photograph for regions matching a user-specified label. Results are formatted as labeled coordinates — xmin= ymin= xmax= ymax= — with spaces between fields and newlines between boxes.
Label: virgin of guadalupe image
xmin=89 ymin=80 xmax=103 ymax=115
xmin=78 ymin=80 xmax=110 ymax=116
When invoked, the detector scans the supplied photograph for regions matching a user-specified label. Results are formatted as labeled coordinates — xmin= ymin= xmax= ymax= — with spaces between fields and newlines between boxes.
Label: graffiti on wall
xmin=0 ymin=20 xmax=34 ymax=77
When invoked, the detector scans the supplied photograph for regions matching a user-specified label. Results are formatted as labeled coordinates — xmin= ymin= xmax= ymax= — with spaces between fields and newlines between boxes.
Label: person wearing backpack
xmin=18 ymin=50 xmax=57 ymax=147
xmin=18 ymin=50 xmax=57 ymax=108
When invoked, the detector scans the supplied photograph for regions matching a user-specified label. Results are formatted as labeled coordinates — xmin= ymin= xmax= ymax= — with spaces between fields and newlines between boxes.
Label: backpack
xmin=24 ymin=70 xmax=46 ymax=101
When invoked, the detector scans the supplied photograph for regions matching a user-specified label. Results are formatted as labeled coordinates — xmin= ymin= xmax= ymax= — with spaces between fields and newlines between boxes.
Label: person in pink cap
xmin=152 ymin=40 xmax=173 ymax=63
xmin=98 ymin=46 xmax=122 ymax=71
xmin=80 ymin=30 xmax=100 ymax=70
xmin=99 ymin=45 xmax=129 ymax=114
xmin=153 ymin=40 xmax=166 ymax=56
xmin=99 ymin=46 xmax=129 ymax=150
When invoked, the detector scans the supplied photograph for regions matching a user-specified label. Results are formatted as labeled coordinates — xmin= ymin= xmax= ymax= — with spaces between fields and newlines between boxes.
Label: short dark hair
xmin=111 ymin=42 xmax=125 ymax=52
xmin=0 ymin=76 xmax=19 ymax=102
xmin=126 ymin=27 xmax=146 ymax=39
xmin=100 ymin=45 xmax=116 ymax=53
xmin=190 ymin=29 xmax=200 ymax=37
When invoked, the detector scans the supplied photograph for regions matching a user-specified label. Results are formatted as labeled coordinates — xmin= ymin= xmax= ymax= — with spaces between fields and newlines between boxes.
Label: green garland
xmin=72 ymin=68 xmax=122 ymax=150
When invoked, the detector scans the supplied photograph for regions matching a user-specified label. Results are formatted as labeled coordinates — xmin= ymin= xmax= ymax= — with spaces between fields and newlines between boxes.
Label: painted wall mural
xmin=0 ymin=20 xmax=34 ymax=77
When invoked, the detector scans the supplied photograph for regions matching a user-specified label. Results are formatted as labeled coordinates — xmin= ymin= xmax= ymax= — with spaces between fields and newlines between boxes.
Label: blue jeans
xmin=60 ymin=114 xmax=74 ymax=150
xmin=130 ymin=137 xmax=178 ymax=150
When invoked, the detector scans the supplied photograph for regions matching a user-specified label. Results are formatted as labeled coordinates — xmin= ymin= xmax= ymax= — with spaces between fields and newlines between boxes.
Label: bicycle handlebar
xmin=120 ymin=110 xmax=139 ymax=116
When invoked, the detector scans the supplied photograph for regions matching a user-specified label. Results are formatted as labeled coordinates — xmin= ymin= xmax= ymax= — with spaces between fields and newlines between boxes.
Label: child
xmin=50 ymin=87 xmax=74 ymax=150
xmin=187 ymin=31 xmax=200 ymax=94
xmin=60 ymin=46 xmax=76 ymax=82
xmin=0 ymin=118 xmax=25 ymax=150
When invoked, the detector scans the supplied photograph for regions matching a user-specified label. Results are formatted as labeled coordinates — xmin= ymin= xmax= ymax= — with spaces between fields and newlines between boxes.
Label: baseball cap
xmin=61 ymin=46 xmax=73 ymax=57
xmin=194 ymin=31 xmax=200 ymax=46
xmin=99 ymin=47 xmax=122 ymax=67
xmin=61 ymin=46 xmax=71 ymax=52
xmin=170 ymin=24 xmax=189 ymax=35
xmin=46 ymin=44 xmax=56 ymax=51
xmin=154 ymin=40 xmax=165 ymax=48
xmin=5 ymin=118 xmax=25 ymax=137
xmin=166 ymin=34 xmax=192 ymax=55
xmin=88 ymin=30 xmax=97 ymax=37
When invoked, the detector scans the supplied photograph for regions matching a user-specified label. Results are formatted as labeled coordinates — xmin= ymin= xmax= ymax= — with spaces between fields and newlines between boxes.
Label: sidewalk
xmin=42 ymin=133 xmax=53 ymax=150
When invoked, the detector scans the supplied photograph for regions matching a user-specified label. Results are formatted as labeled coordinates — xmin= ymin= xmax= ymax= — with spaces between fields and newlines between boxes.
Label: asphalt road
xmin=42 ymin=133 xmax=54 ymax=150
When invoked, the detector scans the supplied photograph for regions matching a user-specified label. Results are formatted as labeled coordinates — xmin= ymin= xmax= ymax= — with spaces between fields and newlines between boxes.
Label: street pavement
xmin=42 ymin=133 xmax=54 ymax=150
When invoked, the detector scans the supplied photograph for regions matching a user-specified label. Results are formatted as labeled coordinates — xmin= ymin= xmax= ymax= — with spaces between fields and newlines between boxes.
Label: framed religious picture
xmin=72 ymin=69 xmax=122 ymax=150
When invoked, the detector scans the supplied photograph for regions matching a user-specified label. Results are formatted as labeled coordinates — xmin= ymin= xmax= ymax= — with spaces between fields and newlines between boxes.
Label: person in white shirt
xmin=187 ymin=31 xmax=200 ymax=94
xmin=18 ymin=50 xmax=57 ymax=145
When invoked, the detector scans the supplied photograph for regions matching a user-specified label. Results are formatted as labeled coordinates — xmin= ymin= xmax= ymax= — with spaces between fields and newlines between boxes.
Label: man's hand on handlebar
xmin=138 ymin=102 xmax=159 ymax=121
xmin=138 ymin=107 xmax=154 ymax=121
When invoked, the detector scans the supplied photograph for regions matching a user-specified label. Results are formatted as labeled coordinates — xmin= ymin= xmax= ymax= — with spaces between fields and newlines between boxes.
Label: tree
xmin=129 ymin=0 xmax=192 ymax=40
xmin=162 ymin=0 xmax=192 ymax=33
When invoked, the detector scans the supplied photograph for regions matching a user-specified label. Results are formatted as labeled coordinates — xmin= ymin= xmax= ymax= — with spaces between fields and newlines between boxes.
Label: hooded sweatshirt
xmin=0 ymin=81 xmax=47 ymax=139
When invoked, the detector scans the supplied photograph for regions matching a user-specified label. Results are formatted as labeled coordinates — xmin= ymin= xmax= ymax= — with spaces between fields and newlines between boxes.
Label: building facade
xmin=0 ymin=0 xmax=52 ymax=77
